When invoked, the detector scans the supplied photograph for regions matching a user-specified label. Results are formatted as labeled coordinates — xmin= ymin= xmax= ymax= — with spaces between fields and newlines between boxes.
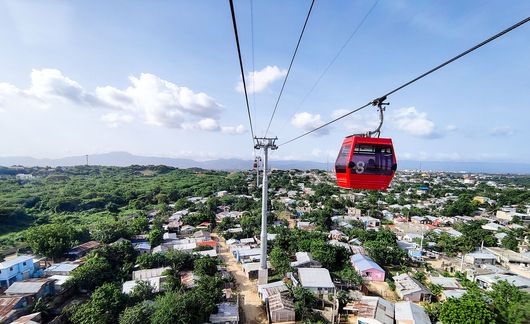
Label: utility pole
xmin=254 ymin=137 xmax=277 ymax=285
xmin=256 ymin=156 xmax=261 ymax=188
xmin=86 ymin=154 xmax=89 ymax=166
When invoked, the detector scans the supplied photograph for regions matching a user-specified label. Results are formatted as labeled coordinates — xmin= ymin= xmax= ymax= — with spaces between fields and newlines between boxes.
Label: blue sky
xmin=0 ymin=0 xmax=529 ymax=163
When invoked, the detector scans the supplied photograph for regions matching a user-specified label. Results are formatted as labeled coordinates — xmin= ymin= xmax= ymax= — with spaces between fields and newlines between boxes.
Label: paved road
xmin=217 ymin=236 xmax=267 ymax=324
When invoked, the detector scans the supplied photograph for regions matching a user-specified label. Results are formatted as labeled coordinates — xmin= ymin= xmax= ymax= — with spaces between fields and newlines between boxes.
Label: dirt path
xmin=216 ymin=235 xmax=267 ymax=324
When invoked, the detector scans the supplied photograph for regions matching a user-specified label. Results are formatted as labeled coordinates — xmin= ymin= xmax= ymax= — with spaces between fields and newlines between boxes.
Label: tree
xmin=137 ymin=252 xmax=169 ymax=269
xmin=290 ymin=286 xmax=318 ymax=321
xmin=71 ymin=283 xmax=126 ymax=324
xmin=129 ymin=280 xmax=156 ymax=303
xmin=194 ymin=256 xmax=218 ymax=277
xmin=25 ymin=224 xmax=77 ymax=260
xmin=439 ymin=289 xmax=495 ymax=324
xmin=91 ymin=220 xmax=129 ymax=244
xmin=68 ymin=256 xmax=113 ymax=291
xmin=162 ymin=267 xmax=182 ymax=292
xmin=151 ymin=290 xmax=214 ymax=324
xmin=488 ymin=281 xmax=530 ymax=324
xmin=337 ymin=266 xmax=363 ymax=288
xmin=119 ymin=302 xmax=154 ymax=324
xmin=502 ymin=234 xmax=519 ymax=252
xmin=270 ymin=246 xmax=291 ymax=275
xmin=148 ymin=226 xmax=164 ymax=247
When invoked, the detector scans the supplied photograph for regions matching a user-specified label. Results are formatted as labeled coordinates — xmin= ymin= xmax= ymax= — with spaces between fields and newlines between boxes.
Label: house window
xmin=22 ymin=262 xmax=26 ymax=266
xmin=10 ymin=267 xmax=13 ymax=271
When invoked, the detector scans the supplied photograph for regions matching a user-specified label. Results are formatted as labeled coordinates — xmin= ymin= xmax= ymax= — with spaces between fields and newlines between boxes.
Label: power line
xmin=250 ymin=0 xmax=257 ymax=120
xmin=264 ymin=0 xmax=316 ymax=137
xmin=286 ymin=0 xmax=379 ymax=121
xmin=279 ymin=15 xmax=530 ymax=147
xmin=229 ymin=0 xmax=256 ymax=145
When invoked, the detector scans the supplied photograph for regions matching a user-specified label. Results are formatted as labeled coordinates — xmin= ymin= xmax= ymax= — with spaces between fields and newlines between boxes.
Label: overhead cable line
xmin=279 ymin=15 xmax=530 ymax=147
xmin=264 ymin=0 xmax=316 ymax=137
xmin=276 ymin=0 xmax=379 ymax=137
xmin=250 ymin=0 xmax=257 ymax=120
xmin=293 ymin=0 xmax=379 ymax=112
xmin=229 ymin=0 xmax=256 ymax=145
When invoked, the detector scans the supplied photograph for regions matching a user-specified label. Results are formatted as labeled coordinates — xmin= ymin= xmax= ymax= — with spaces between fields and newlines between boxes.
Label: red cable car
xmin=335 ymin=135 xmax=397 ymax=190
xmin=334 ymin=97 xmax=397 ymax=190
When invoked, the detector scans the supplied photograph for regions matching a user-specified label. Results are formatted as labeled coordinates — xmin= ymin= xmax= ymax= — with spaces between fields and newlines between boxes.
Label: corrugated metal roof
xmin=350 ymin=254 xmax=385 ymax=273
xmin=298 ymin=268 xmax=334 ymax=288
xmin=0 ymin=255 xmax=34 ymax=269
xmin=5 ymin=279 xmax=53 ymax=295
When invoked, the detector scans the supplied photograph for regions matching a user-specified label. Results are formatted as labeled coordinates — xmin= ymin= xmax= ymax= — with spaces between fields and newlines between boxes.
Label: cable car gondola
xmin=334 ymin=98 xmax=397 ymax=190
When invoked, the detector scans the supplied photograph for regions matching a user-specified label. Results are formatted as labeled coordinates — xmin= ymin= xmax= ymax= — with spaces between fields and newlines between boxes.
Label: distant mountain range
xmin=1 ymin=151 xmax=529 ymax=174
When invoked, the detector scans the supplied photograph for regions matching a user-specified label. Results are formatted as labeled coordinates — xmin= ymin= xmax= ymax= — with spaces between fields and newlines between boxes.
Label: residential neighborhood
xmin=0 ymin=166 xmax=529 ymax=323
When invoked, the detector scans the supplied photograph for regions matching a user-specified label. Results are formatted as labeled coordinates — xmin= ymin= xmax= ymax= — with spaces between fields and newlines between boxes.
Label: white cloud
xmin=236 ymin=65 xmax=287 ymax=94
xmin=100 ymin=113 xmax=134 ymax=128
xmin=489 ymin=126 xmax=514 ymax=136
xmin=391 ymin=107 xmax=439 ymax=138
xmin=291 ymin=112 xmax=329 ymax=136
xmin=27 ymin=69 xmax=101 ymax=105
xmin=221 ymin=124 xmax=247 ymax=135
xmin=0 ymin=69 xmax=247 ymax=134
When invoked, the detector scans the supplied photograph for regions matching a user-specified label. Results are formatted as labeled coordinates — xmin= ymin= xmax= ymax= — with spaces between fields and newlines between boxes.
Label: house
xmin=290 ymin=252 xmax=321 ymax=269
xmin=133 ymin=242 xmax=151 ymax=254
xmin=269 ymin=292 xmax=295 ymax=323
xmin=195 ymin=249 xmax=218 ymax=258
xmin=180 ymin=225 xmax=196 ymax=235
xmin=239 ymin=238 xmax=255 ymax=245
xmin=411 ymin=216 xmax=429 ymax=224
xmin=167 ymin=221 xmax=181 ymax=232
xmin=484 ymin=246 xmax=530 ymax=266
xmin=441 ymin=289 xmax=467 ymax=301
xmin=48 ymin=275 xmax=71 ymax=292
xmin=394 ymin=273 xmax=431 ymax=302
xmin=328 ymin=240 xmax=352 ymax=253
xmin=235 ymin=248 xmax=262 ymax=263
xmin=122 ymin=276 xmax=166 ymax=294
xmin=475 ymin=273 xmax=530 ymax=290
xmin=193 ymin=230 xmax=211 ymax=241
xmin=67 ymin=241 xmax=100 ymax=259
xmin=361 ymin=216 xmax=381 ymax=229
xmin=209 ymin=302 xmax=239 ymax=324
xmin=217 ymin=190 xmax=229 ymax=197
xmin=329 ymin=229 xmax=347 ymax=241
xmin=428 ymin=276 xmax=461 ymax=290
xmin=0 ymin=295 xmax=33 ymax=323
xmin=132 ymin=267 xmax=170 ymax=281
xmin=395 ymin=301 xmax=431 ymax=324
xmin=10 ymin=312 xmax=42 ymax=324
xmin=403 ymin=233 xmax=423 ymax=243
xmin=5 ymin=278 xmax=56 ymax=299
xmin=344 ymin=296 xmax=394 ymax=324
xmin=258 ymin=281 xmax=288 ymax=302
xmin=242 ymin=262 xmax=271 ymax=280
xmin=297 ymin=221 xmax=316 ymax=231
xmin=0 ymin=255 xmax=36 ymax=288
xmin=295 ymin=268 xmax=334 ymax=295
xmin=350 ymin=254 xmax=385 ymax=282
xmin=464 ymin=252 xmax=497 ymax=266
xmin=43 ymin=262 xmax=79 ymax=277
xmin=481 ymin=222 xmax=504 ymax=232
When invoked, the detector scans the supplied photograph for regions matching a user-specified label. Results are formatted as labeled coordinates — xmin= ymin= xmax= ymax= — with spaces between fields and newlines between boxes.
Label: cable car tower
xmin=254 ymin=137 xmax=277 ymax=284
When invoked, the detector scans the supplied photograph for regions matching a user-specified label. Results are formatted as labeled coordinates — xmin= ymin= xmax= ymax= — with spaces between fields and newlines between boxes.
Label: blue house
xmin=0 ymin=255 xmax=35 ymax=288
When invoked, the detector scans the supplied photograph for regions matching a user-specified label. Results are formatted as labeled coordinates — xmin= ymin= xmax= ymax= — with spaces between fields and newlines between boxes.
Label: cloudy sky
xmin=0 ymin=0 xmax=529 ymax=163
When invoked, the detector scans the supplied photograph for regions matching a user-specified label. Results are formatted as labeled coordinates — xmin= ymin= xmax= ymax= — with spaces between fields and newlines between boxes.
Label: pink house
xmin=350 ymin=254 xmax=385 ymax=282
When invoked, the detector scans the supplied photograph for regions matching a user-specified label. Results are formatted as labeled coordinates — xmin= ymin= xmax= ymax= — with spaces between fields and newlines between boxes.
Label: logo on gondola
xmin=355 ymin=161 xmax=365 ymax=174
